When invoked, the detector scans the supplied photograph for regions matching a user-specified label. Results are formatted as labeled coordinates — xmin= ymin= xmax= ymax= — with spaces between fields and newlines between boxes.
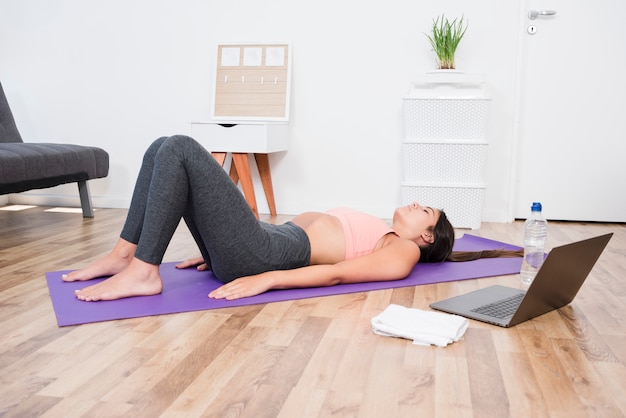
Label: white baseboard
xmin=481 ymin=209 xmax=515 ymax=224
xmin=6 ymin=193 xmax=130 ymax=209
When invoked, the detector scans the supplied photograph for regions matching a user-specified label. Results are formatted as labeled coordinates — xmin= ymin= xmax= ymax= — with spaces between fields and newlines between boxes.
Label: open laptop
xmin=430 ymin=233 xmax=613 ymax=327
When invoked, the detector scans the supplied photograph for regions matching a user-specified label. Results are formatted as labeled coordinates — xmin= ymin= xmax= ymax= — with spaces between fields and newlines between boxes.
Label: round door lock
xmin=528 ymin=25 xmax=537 ymax=35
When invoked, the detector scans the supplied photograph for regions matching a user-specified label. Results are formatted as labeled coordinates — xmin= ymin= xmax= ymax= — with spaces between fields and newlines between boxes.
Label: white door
xmin=513 ymin=0 xmax=626 ymax=221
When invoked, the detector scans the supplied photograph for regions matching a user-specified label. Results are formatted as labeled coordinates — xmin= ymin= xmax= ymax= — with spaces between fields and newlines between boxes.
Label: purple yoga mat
xmin=46 ymin=234 xmax=522 ymax=326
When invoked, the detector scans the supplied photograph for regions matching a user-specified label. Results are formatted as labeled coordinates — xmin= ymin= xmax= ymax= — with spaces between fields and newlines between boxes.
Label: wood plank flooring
xmin=0 ymin=205 xmax=624 ymax=417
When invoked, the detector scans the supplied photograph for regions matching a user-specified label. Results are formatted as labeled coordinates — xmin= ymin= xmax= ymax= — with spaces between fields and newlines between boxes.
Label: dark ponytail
xmin=419 ymin=209 xmax=524 ymax=263
xmin=447 ymin=248 xmax=524 ymax=262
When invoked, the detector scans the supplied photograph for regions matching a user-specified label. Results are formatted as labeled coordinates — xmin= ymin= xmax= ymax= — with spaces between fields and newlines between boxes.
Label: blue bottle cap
xmin=531 ymin=202 xmax=542 ymax=212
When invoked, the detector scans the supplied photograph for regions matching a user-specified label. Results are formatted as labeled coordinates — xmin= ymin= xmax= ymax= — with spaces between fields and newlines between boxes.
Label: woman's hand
xmin=175 ymin=257 xmax=208 ymax=271
xmin=208 ymin=272 xmax=276 ymax=300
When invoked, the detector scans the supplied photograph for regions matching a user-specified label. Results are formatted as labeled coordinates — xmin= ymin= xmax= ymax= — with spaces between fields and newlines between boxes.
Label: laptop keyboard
xmin=471 ymin=293 xmax=524 ymax=319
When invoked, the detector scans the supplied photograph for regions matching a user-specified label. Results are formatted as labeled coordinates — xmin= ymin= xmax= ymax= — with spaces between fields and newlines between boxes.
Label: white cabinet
xmin=401 ymin=73 xmax=491 ymax=229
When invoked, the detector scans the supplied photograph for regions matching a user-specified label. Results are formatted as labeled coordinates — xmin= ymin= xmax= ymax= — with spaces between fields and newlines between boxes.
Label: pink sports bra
xmin=326 ymin=207 xmax=397 ymax=260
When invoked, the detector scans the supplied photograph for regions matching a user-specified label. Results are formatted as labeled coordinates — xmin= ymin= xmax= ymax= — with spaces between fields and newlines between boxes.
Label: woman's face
xmin=392 ymin=202 xmax=441 ymax=246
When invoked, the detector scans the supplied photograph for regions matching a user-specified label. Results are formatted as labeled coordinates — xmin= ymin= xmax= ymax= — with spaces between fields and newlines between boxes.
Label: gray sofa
xmin=0 ymin=82 xmax=109 ymax=217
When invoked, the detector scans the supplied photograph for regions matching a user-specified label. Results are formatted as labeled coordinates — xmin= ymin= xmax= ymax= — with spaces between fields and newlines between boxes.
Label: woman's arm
xmin=209 ymin=237 xmax=420 ymax=300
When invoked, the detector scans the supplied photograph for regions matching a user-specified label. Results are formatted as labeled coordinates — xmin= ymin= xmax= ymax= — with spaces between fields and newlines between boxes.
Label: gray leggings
xmin=120 ymin=135 xmax=311 ymax=283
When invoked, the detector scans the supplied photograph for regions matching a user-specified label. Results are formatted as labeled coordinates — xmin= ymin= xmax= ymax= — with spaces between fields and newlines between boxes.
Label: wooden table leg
xmin=228 ymin=161 xmax=240 ymax=184
xmin=211 ymin=151 xmax=241 ymax=183
xmin=211 ymin=151 xmax=276 ymax=218
xmin=231 ymin=153 xmax=258 ymax=218
xmin=254 ymin=153 xmax=277 ymax=216
xmin=211 ymin=152 xmax=227 ymax=166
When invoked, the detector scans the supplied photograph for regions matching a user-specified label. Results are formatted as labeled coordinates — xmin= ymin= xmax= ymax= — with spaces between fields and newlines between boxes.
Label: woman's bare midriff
xmin=291 ymin=212 xmax=346 ymax=265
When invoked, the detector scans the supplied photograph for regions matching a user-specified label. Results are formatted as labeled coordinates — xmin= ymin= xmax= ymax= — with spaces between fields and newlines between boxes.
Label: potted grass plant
xmin=425 ymin=14 xmax=468 ymax=70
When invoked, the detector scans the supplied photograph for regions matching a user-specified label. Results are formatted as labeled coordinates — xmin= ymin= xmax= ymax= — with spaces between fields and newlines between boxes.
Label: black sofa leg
xmin=78 ymin=180 xmax=94 ymax=218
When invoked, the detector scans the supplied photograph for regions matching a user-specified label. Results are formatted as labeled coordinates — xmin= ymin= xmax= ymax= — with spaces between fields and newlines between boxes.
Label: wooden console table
xmin=190 ymin=122 xmax=288 ymax=218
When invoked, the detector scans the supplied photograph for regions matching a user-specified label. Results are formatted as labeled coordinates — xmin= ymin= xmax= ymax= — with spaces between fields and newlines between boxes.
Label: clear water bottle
xmin=520 ymin=202 xmax=548 ymax=285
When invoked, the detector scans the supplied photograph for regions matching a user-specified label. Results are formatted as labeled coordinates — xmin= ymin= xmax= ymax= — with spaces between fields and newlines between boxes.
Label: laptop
xmin=430 ymin=233 xmax=613 ymax=327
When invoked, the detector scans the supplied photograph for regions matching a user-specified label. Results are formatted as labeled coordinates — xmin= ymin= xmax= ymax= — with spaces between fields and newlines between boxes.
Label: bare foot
xmin=62 ymin=239 xmax=136 ymax=282
xmin=75 ymin=258 xmax=163 ymax=302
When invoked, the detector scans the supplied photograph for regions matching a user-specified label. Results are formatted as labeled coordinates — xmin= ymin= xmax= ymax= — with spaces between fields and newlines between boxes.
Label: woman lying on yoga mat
xmin=63 ymin=135 xmax=521 ymax=302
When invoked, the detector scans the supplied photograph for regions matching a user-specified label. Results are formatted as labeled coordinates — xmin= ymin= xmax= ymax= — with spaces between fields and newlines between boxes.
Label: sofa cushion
xmin=0 ymin=143 xmax=109 ymax=194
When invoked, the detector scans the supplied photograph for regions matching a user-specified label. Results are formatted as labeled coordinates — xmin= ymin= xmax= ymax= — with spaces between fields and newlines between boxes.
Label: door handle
xmin=528 ymin=10 xmax=557 ymax=19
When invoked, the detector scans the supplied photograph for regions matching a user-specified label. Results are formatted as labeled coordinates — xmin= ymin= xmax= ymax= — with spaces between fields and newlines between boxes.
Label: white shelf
xmin=406 ymin=72 xmax=489 ymax=99
xmin=401 ymin=74 xmax=491 ymax=229
xmin=401 ymin=184 xmax=486 ymax=230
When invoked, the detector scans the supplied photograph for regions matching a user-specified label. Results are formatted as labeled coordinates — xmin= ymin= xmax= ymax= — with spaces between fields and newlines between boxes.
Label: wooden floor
xmin=0 ymin=205 xmax=624 ymax=418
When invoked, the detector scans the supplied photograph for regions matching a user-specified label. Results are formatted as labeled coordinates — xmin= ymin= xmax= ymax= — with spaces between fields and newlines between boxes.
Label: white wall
xmin=0 ymin=0 xmax=522 ymax=221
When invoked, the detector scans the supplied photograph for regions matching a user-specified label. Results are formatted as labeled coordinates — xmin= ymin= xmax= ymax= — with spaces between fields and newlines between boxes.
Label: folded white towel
xmin=371 ymin=304 xmax=469 ymax=347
